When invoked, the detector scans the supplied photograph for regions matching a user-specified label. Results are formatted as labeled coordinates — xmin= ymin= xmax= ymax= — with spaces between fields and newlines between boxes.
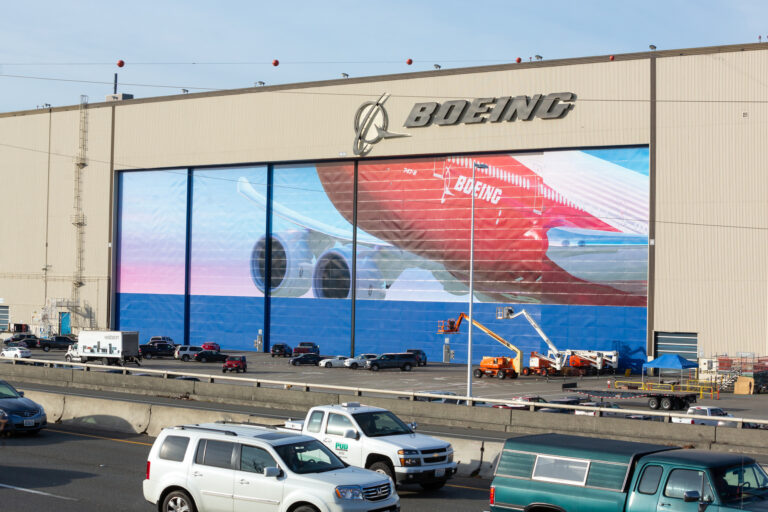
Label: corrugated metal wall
xmin=654 ymin=51 xmax=768 ymax=357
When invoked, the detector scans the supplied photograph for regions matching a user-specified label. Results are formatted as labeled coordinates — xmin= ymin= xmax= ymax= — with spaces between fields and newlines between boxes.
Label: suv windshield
xmin=353 ymin=411 xmax=412 ymax=437
xmin=712 ymin=463 xmax=768 ymax=502
xmin=274 ymin=440 xmax=346 ymax=474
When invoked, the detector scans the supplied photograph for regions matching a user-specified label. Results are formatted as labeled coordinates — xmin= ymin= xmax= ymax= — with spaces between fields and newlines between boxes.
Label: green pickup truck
xmin=491 ymin=433 xmax=768 ymax=512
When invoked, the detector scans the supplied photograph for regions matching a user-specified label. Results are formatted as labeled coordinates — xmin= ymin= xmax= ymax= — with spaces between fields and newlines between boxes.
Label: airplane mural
xmin=238 ymin=149 xmax=649 ymax=307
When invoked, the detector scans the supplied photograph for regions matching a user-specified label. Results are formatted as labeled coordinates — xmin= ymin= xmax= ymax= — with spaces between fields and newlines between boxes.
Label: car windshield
xmin=353 ymin=411 xmax=412 ymax=437
xmin=0 ymin=382 xmax=21 ymax=399
xmin=712 ymin=463 xmax=768 ymax=501
xmin=273 ymin=440 xmax=346 ymax=474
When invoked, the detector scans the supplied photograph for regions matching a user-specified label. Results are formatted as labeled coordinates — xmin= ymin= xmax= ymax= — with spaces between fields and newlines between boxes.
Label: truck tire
xmin=473 ymin=369 xmax=483 ymax=378
xmin=144 ymin=353 xmax=152 ymax=360
xmin=162 ymin=490 xmax=197 ymax=512
xmin=541 ymin=368 xmax=549 ymax=377
xmin=497 ymin=370 xmax=506 ymax=380
xmin=420 ymin=479 xmax=447 ymax=491
xmin=660 ymin=397 xmax=673 ymax=410
xmin=43 ymin=345 xmax=50 ymax=352
xmin=522 ymin=367 xmax=530 ymax=376
xmin=648 ymin=397 xmax=660 ymax=409
xmin=368 ymin=461 xmax=394 ymax=480
xmin=65 ymin=355 xmax=72 ymax=363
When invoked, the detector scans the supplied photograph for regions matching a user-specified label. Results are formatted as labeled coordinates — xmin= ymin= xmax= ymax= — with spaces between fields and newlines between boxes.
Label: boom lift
xmin=565 ymin=349 xmax=619 ymax=374
xmin=438 ymin=313 xmax=523 ymax=379
xmin=495 ymin=307 xmax=567 ymax=376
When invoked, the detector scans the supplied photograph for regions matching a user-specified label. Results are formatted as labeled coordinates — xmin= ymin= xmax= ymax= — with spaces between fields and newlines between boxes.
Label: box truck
xmin=65 ymin=330 xmax=141 ymax=366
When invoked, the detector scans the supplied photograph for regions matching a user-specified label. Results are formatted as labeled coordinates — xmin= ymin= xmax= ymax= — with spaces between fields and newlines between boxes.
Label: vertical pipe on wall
xmin=183 ymin=169 xmax=194 ymax=345
xmin=647 ymin=53 xmax=657 ymax=360
xmin=107 ymin=104 xmax=117 ymax=329
xmin=263 ymin=164 xmax=274 ymax=353
xmin=43 ymin=108 xmax=52 ymax=304
xmin=350 ymin=160 xmax=359 ymax=358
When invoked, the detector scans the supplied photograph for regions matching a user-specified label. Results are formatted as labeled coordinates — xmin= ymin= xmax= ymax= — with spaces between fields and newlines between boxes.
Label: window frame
xmin=239 ymin=443 xmax=278 ymax=474
xmin=158 ymin=435 xmax=190 ymax=462
xmin=636 ymin=464 xmax=664 ymax=495
xmin=531 ymin=455 xmax=591 ymax=486
xmin=194 ymin=439 xmax=237 ymax=470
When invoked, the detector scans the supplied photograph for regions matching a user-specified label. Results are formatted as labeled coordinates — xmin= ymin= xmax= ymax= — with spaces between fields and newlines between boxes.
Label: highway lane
xmin=0 ymin=425 xmax=490 ymax=512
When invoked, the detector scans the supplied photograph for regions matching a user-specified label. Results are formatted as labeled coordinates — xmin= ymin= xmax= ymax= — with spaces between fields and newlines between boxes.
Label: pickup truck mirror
xmin=408 ymin=422 xmax=418 ymax=431
xmin=683 ymin=490 xmax=700 ymax=502
xmin=263 ymin=467 xmax=281 ymax=478
xmin=343 ymin=428 xmax=358 ymax=440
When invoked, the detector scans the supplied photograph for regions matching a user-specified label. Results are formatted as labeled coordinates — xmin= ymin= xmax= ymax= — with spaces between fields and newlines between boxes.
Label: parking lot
xmin=7 ymin=348 xmax=768 ymax=420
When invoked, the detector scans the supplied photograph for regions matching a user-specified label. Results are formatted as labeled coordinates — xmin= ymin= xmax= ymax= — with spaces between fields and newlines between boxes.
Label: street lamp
xmin=468 ymin=162 xmax=488 ymax=401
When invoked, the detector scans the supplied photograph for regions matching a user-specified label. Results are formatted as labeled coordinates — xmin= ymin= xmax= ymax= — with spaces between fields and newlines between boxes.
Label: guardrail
xmin=1 ymin=356 xmax=766 ymax=430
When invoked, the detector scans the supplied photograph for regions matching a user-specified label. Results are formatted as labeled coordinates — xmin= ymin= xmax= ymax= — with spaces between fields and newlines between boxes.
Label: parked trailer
xmin=567 ymin=388 xmax=698 ymax=410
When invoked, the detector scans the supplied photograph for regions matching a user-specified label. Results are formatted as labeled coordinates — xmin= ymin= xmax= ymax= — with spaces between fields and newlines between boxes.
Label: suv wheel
xmin=402 ymin=363 xmax=412 ymax=371
xmin=162 ymin=490 xmax=197 ymax=512
xmin=181 ymin=355 xmax=190 ymax=362
xmin=370 ymin=364 xmax=380 ymax=372
xmin=43 ymin=345 xmax=50 ymax=352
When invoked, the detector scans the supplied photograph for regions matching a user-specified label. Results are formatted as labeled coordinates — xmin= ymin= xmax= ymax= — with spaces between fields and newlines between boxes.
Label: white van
xmin=143 ymin=422 xmax=399 ymax=512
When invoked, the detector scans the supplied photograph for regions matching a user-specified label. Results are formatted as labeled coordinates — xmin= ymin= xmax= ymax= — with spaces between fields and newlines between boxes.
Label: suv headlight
xmin=335 ymin=485 xmax=364 ymax=500
xmin=398 ymin=449 xmax=420 ymax=466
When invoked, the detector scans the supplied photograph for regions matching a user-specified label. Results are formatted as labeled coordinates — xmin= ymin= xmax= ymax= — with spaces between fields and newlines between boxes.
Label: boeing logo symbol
xmin=353 ymin=93 xmax=410 ymax=156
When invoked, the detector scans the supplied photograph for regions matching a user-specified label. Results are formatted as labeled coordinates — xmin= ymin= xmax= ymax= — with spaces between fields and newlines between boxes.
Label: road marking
xmin=446 ymin=483 xmax=488 ymax=491
xmin=48 ymin=428 xmax=153 ymax=446
xmin=0 ymin=483 xmax=77 ymax=501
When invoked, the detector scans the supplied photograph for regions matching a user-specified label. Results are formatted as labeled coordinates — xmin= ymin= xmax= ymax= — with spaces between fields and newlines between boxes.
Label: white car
xmin=143 ymin=422 xmax=399 ymax=512
xmin=319 ymin=355 xmax=348 ymax=368
xmin=343 ymin=353 xmax=378 ymax=369
xmin=671 ymin=406 xmax=735 ymax=426
xmin=1 ymin=346 xmax=31 ymax=358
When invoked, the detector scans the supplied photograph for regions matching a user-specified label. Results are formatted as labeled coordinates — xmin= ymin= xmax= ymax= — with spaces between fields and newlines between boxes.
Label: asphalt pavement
xmin=0 ymin=424 xmax=490 ymax=512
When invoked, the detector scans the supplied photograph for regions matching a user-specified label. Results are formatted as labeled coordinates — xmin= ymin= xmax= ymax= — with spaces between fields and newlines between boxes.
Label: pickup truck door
xmin=322 ymin=412 xmax=363 ymax=467
xmin=656 ymin=468 xmax=716 ymax=512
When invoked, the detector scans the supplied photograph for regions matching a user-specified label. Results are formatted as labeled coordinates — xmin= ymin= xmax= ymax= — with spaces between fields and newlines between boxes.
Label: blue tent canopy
xmin=643 ymin=354 xmax=698 ymax=370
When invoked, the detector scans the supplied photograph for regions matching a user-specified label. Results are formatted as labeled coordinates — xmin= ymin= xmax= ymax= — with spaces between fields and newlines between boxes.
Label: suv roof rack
xmin=177 ymin=424 xmax=238 ymax=436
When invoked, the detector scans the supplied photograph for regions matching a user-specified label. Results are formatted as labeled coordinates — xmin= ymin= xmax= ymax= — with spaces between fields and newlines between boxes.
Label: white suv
xmin=143 ymin=422 xmax=400 ymax=512
xmin=174 ymin=345 xmax=203 ymax=362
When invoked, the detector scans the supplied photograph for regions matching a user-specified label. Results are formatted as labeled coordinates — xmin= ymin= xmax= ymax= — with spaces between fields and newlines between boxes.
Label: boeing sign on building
xmin=353 ymin=92 xmax=576 ymax=155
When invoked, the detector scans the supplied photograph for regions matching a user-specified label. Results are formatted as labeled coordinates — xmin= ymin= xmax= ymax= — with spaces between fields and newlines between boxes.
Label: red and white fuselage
xmin=316 ymin=151 xmax=648 ymax=306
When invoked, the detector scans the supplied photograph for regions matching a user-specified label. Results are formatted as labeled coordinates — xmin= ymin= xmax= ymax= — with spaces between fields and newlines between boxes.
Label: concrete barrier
xmin=146 ymin=405 xmax=254 ymax=437
xmin=24 ymin=390 xmax=65 ymax=422
xmin=60 ymin=394 xmax=151 ymax=434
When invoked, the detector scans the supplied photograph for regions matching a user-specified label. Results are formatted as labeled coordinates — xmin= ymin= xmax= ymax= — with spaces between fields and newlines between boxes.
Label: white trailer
xmin=65 ymin=330 xmax=141 ymax=366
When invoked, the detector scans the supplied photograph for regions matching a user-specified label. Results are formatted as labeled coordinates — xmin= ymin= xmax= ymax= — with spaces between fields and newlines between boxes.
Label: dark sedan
xmin=289 ymin=353 xmax=323 ymax=366
xmin=193 ymin=350 xmax=228 ymax=363
xmin=0 ymin=380 xmax=47 ymax=434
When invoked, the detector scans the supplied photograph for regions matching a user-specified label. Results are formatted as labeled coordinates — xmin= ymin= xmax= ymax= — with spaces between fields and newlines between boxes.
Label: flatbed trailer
xmin=568 ymin=388 xmax=697 ymax=410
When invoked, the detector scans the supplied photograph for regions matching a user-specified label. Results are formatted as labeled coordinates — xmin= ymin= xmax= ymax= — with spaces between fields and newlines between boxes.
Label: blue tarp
xmin=643 ymin=354 xmax=697 ymax=370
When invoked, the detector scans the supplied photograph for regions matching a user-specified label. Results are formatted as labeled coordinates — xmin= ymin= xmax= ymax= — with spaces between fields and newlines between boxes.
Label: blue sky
xmin=1 ymin=1 xmax=766 ymax=113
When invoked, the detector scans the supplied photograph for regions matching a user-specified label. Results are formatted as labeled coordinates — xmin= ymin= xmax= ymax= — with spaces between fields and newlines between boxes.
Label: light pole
xmin=467 ymin=162 xmax=488 ymax=401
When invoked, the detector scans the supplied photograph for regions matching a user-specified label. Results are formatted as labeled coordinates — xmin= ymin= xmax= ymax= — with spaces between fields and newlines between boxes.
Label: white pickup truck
xmin=282 ymin=402 xmax=457 ymax=490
